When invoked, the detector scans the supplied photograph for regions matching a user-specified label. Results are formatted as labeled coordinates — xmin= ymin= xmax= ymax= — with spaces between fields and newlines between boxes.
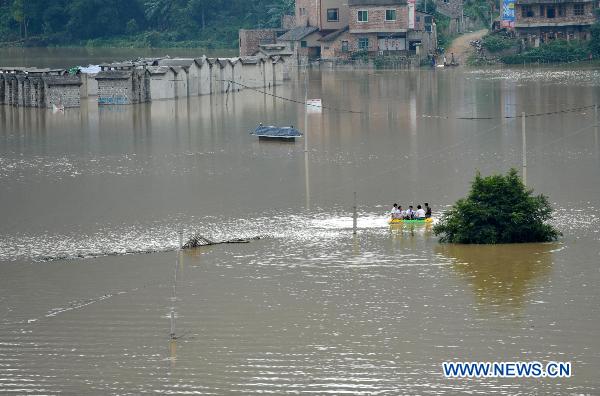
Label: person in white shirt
xmin=398 ymin=205 xmax=406 ymax=219
xmin=415 ymin=204 xmax=426 ymax=219
xmin=391 ymin=203 xmax=400 ymax=219
xmin=405 ymin=206 xmax=415 ymax=219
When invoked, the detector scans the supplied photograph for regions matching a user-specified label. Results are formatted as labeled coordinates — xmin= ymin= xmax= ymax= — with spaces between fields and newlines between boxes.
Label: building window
xmin=522 ymin=5 xmax=534 ymax=17
xmin=416 ymin=15 xmax=421 ymax=22
xmin=327 ymin=8 xmax=339 ymax=21
xmin=386 ymin=9 xmax=397 ymax=21
xmin=574 ymin=3 xmax=584 ymax=15
xmin=358 ymin=37 xmax=369 ymax=50
xmin=358 ymin=10 xmax=368 ymax=22
xmin=301 ymin=40 xmax=307 ymax=48
xmin=558 ymin=5 xmax=565 ymax=16
xmin=299 ymin=7 xmax=306 ymax=16
xmin=424 ymin=15 xmax=433 ymax=24
xmin=341 ymin=40 xmax=349 ymax=52
xmin=547 ymin=7 xmax=556 ymax=18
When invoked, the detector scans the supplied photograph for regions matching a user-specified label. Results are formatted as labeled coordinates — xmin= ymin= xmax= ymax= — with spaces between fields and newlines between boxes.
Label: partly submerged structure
xmin=252 ymin=125 xmax=303 ymax=141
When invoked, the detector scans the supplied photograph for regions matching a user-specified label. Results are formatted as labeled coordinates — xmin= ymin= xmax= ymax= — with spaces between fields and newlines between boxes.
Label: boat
xmin=389 ymin=218 xmax=434 ymax=225
xmin=252 ymin=125 xmax=302 ymax=141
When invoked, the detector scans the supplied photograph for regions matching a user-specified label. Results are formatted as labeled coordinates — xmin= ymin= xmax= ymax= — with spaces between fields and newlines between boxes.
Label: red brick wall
xmin=349 ymin=6 xmax=409 ymax=33
xmin=239 ymin=29 xmax=277 ymax=57
xmin=296 ymin=0 xmax=320 ymax=27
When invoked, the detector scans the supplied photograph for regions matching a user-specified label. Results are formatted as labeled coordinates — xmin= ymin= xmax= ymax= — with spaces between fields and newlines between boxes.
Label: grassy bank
xmin=502 ymin=40 xmax=590 ymax=64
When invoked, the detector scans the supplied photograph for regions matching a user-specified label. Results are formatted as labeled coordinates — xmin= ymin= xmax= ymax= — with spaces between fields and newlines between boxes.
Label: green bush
xmin=589 ymin=22 xmax=600 ymax=56
xmin=502 ymin=40 xmax=588 ymax=64
xmin=434 ymin=169 xmax=560 ymax=244
xmin=482 ymin=34 xmax=518 ymax=52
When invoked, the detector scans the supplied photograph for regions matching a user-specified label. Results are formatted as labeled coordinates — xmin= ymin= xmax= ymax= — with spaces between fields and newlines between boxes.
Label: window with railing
xmin=573 ymin=3 xmax=584 ymax=15
xmin=341 ymin=41 xmax=349 ymax=52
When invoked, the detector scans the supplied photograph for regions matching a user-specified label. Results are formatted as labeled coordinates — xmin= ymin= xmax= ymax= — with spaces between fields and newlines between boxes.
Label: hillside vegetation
xmin=0 ymin=0 xmax=293 ymax=48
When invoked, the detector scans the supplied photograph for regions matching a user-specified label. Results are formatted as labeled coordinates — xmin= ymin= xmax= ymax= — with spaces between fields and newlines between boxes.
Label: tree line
xmin=0 ymin=0 xmax=294 ymax=47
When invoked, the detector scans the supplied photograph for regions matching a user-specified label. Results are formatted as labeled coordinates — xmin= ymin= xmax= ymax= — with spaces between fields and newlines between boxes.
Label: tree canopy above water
xmin=0 ymin=0 xmax=294 ymax=47
xmin=433 ymin=169 xmax=560 ymax=244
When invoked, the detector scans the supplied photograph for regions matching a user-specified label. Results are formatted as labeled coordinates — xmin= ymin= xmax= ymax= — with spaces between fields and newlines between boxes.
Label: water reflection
xmin=437 ymin=243 xmax=556 ymax=311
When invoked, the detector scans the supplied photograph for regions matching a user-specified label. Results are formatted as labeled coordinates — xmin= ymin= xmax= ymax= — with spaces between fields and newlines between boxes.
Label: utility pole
xmin=304 ymin=63 xmax=309 ymax=153
xmin=522 ymin=112 xmax=527 ymax=186
xmin=353 ymin=192 xmax=358 ymax=235
xmin=595 ymin=104 xmax=599 ymax=162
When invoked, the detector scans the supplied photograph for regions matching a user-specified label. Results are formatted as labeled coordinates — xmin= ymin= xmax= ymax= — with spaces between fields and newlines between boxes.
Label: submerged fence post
xmin=178 ymin=229 xmax=183 ymax=250
xmin=353 ymin=192 xmax=358 ymax=235
xmin=170 ymin=311 xmax=176 ymax=340
xmin=522 ymin=112 xmax=527 ymax=186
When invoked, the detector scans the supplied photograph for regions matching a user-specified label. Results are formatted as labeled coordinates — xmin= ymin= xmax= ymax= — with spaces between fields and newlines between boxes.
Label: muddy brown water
xmin=1 ymin=60 xmax=599 ymax=394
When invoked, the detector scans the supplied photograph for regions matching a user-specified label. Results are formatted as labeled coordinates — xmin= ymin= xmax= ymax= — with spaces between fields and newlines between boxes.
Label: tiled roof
xmin=319 ymin=26 xmax=350 ymax=42
xmin=95 ymin=70 xmax=133 ymax=80
xmin=278 ymin=26 xmax=319 ymax=41
xmin=253 ymin=125 xmax=302 ymax=138
xmin=348 ymin=0 xmax=407 ymax=5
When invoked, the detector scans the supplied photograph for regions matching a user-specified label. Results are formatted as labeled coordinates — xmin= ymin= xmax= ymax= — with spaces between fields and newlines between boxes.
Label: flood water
xmin=1 ymin=62 xmax=600 ymax=394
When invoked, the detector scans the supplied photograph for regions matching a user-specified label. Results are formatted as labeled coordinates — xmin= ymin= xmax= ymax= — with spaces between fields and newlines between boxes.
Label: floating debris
xmin=182 ymin=234 xmax=259 ymax=249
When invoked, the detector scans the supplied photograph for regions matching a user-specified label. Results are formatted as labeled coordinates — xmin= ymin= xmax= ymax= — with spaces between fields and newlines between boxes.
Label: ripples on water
xmin=1 ymin=205 xmax=596 ymax=263
xmin=466 ymin=68 xmax=600 ymax=86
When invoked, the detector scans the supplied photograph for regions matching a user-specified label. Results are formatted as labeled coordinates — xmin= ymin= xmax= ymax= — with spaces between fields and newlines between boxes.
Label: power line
xmin=218 ymin=79 xmax=364 ymax=114
xmin=220 ymin=79 xmax=596 ymax=120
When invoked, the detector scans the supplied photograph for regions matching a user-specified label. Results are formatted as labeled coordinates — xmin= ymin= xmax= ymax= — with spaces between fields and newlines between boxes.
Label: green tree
xmin=433 ymin=169 xmax=560 ymax=244
xmin=589 ymin=23 xmax=600 ymax=57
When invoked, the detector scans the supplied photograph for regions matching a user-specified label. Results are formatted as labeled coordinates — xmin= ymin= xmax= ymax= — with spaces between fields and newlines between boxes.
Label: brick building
xmin=514 ymin=0 xmax=597 ymax=45
xmin=436 ymin=0 xmax=465 ymax=35
xmin=239 ymin=29 xmax=279 ymax=57
xmin=0 ymin=68 xmax=82 ymax=108
xmin=95 ymin=64 xmax=151 ymax=105
xmin=319 ymin=0 xmax=437 ymax=60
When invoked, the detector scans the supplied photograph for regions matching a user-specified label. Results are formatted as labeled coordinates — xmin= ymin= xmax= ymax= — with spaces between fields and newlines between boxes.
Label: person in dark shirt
xmin=424 ymin=203 xmax=432 ymax=219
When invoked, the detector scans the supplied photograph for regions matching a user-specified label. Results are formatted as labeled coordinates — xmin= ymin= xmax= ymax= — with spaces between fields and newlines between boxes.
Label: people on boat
xmin=424 ymin=203 xmax=432 ymax=219
xmin=405 ymin=206 xmax=415 ymax=220
xmin=415 ymin=205 xmax=426 ymax=220
xmin=390 ymin=202 xmax=432 ymax=221
xmin=391 ymin=203 xmax=401 ymax=219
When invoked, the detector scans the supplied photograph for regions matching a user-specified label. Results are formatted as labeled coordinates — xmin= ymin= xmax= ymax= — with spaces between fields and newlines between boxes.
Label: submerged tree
xmin=434 ymin=169 xmax=560 ymax=244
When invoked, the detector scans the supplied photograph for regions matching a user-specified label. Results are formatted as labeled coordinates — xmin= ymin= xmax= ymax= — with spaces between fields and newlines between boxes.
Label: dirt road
xmin=445 ymin=29 xmax=488 ymax=66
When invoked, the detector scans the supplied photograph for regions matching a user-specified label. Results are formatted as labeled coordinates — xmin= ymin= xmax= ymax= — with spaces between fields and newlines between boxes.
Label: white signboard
xmin=306 ymin=99 xmax=322 ymax=114
xmin=408 ymin=0 xmax=416 ymax=29
xmin=378 ymin=38 xmax=406 ymax=51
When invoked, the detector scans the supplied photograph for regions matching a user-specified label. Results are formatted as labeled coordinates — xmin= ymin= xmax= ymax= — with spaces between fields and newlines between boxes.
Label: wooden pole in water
xmin=353 ymin=192 xmax=358 ymax=235
xmin=170 ymin=311 xmax=176 ymax=340
xmin=178 ymin=229 xmax=183 ymax=250
xmin=305 ymin=151 xmax=310 ymax=210
xmin=522 ymin=112 xmax=527 ymax=186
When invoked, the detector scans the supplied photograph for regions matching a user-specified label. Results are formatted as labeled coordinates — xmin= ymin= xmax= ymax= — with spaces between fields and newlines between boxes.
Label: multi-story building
xmin=286 ymin=0 xmax=438 ymax=63
xmin=320 ymin=0 xmax=437 ymax=60
xmin=514 ymin=0 xmax=597 ymax=46
xmin=295 ymin=0 xmax=351 ymax=30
